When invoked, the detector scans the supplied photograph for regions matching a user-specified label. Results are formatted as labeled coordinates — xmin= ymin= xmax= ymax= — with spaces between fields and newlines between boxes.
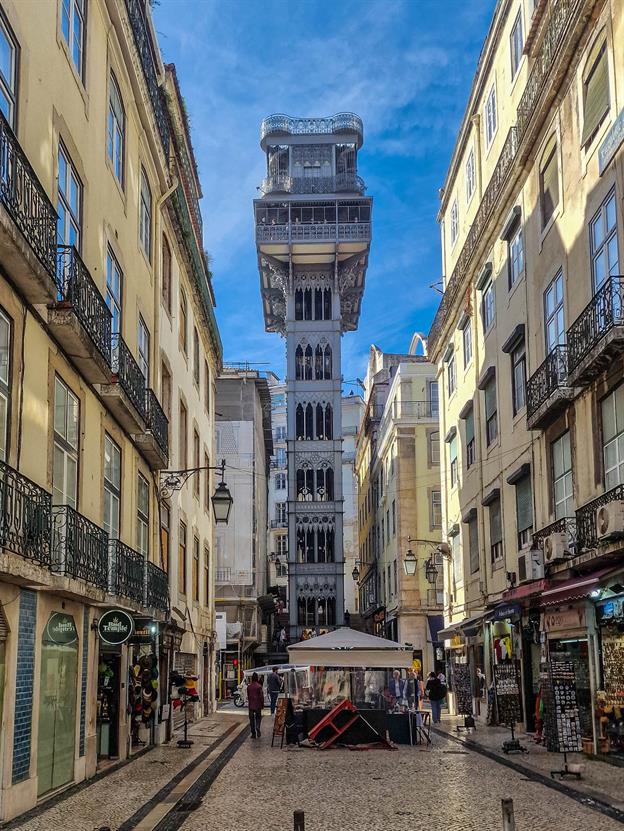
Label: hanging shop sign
xmin=544 ymin=606 xmax=586 ymax=634
xmin=44 ymin=612 xmax=78 ymax=646
xmin=98 ymin=609 xmax=134 ymax=646
xmin=599 ymin=108 xmax=624 ymax=175
xmin=596 ymin=596 xmax=624 ymax=624
xmin=130 ymin=617 xmax=158 ymax=644
xmin=491 ymin=602 xmax=522 ymax=622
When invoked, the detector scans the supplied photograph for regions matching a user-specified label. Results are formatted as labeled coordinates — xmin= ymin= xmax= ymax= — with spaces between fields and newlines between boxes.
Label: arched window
xmin=316 ymin=466 xmax=334 ymax=501
xmin=305 ymin=403 xmax=314 ymax=440
xmin=323 ymin=288 xmax=332 ymax=320
xmin=306 ymin=597 xmax=315 ymax=626
xmin=326 ymin=528 xmax=335 ymax=562
xmin=297 ymin=596 xmax=306 ymax=626
xmin=304 ymin=345 xmax=313 ymax=380
xmin=296 ymin=404 xmax=305 ymax=440
xmin=314 ymin=288 xmax=323 ymax=320
xmin=297 ymin=468 xmax=314 ymax=500
xmin=295 ymin=346 xmax=304 ymax=380
xmin=316 ymin=404 xmax=324 ymax=439
xmin=326 ymin=596 xmax=336 ymax=626
xmin=314 ymin=344 xmax=323 ymax=380
xmin=317 ymin=596 xmax=328 ymax=626
xmin=317 ymin=528 xmax=327 ymax=563
xmin=296 ymin=528 xmax=306 ymax=562
xmin=306 ymin=529 xmax=315 ymax=562
xmin=325 ymin=403 xmax=333 ymax=439
xmin=304 ymin=288 xmax=312 ymax=320
xmin=323 ymin=344 xmax=332 ymax=379
xmin=295 ymin=289 xmax=304 ymax=320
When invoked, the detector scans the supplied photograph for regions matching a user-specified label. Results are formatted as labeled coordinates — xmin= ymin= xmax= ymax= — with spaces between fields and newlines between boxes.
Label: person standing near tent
xmin=247 ymin=672 xmax=264 ymax=739
xmin=267 ymin=666 xmax=282 ymax=715
xmin=426 ymin=671 xmax=446 ymax=724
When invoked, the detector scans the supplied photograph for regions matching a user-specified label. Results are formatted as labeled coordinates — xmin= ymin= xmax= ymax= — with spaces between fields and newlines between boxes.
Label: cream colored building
xmin=0 ymin=0 xmax=221 ymax=819
xmin=430 ymin=0 xmax=624 ymax=744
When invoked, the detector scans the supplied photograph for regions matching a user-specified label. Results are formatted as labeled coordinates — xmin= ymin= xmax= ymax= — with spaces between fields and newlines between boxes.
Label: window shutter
xmin=541 ymin=148 xmax=559 ymax=219
xmin=0 ymin=604 xmax=8 ymax=641
xmin=469 ymin=517 xmax=480 ymax=574
xmin=485 ymin=378 xmax=497 ymax=419
xmin=449 ymin=434 xmax=457 ymax=461
xmin=516 ymin=475 xmax=533 ymax=533
xmin=490 ymin=500 xmax=502 ymax=545
xmin=581 ymin=45 xmax=609 ymax=146
xmin=465 ymin=409 xmax=475 ymax=444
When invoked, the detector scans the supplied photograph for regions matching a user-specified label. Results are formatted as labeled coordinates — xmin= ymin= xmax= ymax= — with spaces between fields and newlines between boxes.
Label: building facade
xmin=255 ymin=114 xmax=372 ymax=641
xmin=342 ymin=392 xmax=364 ymax=619
xmin=0 ymin=0 xmax=221 ymax=818
xmin=430 ymin=0 xmax=624 ymax=747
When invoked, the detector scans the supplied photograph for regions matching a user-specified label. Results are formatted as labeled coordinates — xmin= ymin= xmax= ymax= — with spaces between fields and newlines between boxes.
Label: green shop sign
xmin=98 ymin=609 xmax=134 ymax=646
xmin=44 ymin=612 xmax=78 ymax=646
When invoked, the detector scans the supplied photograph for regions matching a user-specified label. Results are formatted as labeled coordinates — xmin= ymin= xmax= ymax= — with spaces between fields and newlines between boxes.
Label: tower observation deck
xmin=254 ymin=113 xmax=372 ymax=641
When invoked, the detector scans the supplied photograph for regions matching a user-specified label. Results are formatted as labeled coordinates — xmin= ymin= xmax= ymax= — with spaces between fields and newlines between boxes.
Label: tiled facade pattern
xmin=79 ymin=608 xmax=89 ymax=757
xmin=12 ymin=590 xmax=37 ymax=784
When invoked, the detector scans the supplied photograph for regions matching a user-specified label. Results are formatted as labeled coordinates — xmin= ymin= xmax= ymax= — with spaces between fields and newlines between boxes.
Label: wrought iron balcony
xmin=216 ymin=567 xmax=232 ymax=583
xmin=136 ymin=388 xmax=169 ymax=469
xmin=0 ymin=460 xmax=51 ymax=566
xmin=50 ymin=246 xmax=112 ymax=383
xmin=0 ymin=111 xmax=57 ymax=300
xmin=109 ymin=539 xmax=145 ymax=603
xmin=52 ymin=505 xmax=108 ymax=590
xmin=260 ymin=113 xmax=363 ymax=147
xmin=526 ymin=345 xmax=574 ymax=429
xmin=429 ymin=127 xmax=519 ymax=355
xmin=532 ymin=516 xmax=577 ymax=554
xmin=102 ymin=334 xmax=147 ymax=433
xmin=260 ymin=173 xmax=366 ymax=196
xmin=567 ymin=277 xmax=624 ymax=385
xmin=256 ymin=221 xmax=371 ymax=244
xmin=145 ymin=560 xmax=169 ymax=612
xmin=270 ymin=519 xmax=288 ymax=529
xmin=575 ymin=484 xmax=624 ymax=553
xmin=124 ymin=0 xmax=170 ymax=158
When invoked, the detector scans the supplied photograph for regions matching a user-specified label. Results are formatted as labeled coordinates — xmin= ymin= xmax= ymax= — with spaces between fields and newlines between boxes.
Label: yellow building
xmin=355 ymin=339 xmax=442 ymax=675
xmin=0 ymin=0 xmax=221 ymax=818
xmin=430 ymin=0 xmax=624 ymax=746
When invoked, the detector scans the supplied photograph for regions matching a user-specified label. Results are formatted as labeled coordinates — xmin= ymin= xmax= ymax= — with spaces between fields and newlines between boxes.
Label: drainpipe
xmin=471 ymin=114 xmax=483 ymax=202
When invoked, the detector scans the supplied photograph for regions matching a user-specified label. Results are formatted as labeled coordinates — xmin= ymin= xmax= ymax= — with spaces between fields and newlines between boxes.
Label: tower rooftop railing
xmin=260 ymin=113 xmax=364 ymax=148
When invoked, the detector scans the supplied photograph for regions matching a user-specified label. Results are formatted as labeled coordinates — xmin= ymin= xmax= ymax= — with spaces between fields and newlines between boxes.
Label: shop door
xmin=37 ymin=634 xmax=78 ymax=796
xmin=97 ymin=653 xmax=120 ymax=760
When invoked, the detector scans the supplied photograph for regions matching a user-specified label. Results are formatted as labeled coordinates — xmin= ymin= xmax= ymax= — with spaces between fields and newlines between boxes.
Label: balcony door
xmin=544 ymin=270 xmax=565 ymax=352
xmin=105 ymin=248 xmax=122 ymax=339
xmin=53 ymin=377 xmax=79 ymax=508
xmin=590 ymin=190 xmax=619 ymax=293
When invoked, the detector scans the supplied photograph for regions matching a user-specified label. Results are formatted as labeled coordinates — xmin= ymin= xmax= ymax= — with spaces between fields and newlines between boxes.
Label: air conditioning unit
xmin=543 ymin=532 xmax=570 ymax=563
xmin=518 ymin=549 xmax=544 ymax=582
xmin=596 ymin=501 xmax=624 ymax=540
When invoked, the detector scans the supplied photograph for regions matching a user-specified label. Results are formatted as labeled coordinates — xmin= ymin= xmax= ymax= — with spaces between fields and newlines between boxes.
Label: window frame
xmin=511 ymin=340 xmax=527 ymax=415
xmin=450 ymin=199 xmax=459 ymax=246
xmin=489 ymin=498 xmax=503 ymax=565
xmin=539 ymin=137 xmax=559 ymax=230
xmin=581 ymin=39 xmax=610 ymax=148
xmin=179 ymin=289 xmax=188 ymax=355
xmin=192 ymin=535 xmax=200 ymax=603
xmin=465 ymin=148 xmax=475 ymax=204
xmin=447 ymin=353 xmax=457 ymax=398
xmin=136 ymin=472 xmax=149 ymax=558
xmin=590 ymin=188 xmax=618 ymax=293
xmin=193 ymin=428 xmax=200 ymax=498
xmin=544 ymin=269 xmax=565 ymax=352
xmin=103 ymin=433 xmax=121 ymax=540
xmin=552 ymin=431 xmax=574 ymax=519
xmin=0 ymin=307 xmax=12 ymax=462
xmin=509 ymin=9 xmax=524 ymax=80
xmin=137 ymin=316 xmax=150 ymax=383
xmin=107 ymin=71 xmax=125 ymax=187
xmin=161 ymin=234 xmax=172 ymax=315
xmin=52 ymin=375 xmax=80 ymax=508
xmin=462 ymin=321 xmax=473 ymax=368
xmin=105 ymin=247 xmax=123 ymax=337
xmin=484 ymin=377 xmax=498 ymax=447
xmin=57 ymin=141 xmax=83 ymax=252
xmin=430 ymin=490 xmax=442 ymax=529
xmin=515 ymin=474 xmax=533 ymax=550
xmin=178 ymin=520 xmax=187 ymax=595
xmin=60 ymin=0 xmax=86 ymax=82
xmin=481 ymin=280 xmax=495 ymax=332
xmin=0 ymin=10 xmax=19 ymax=130
xmin=484 ymin=82 xmax=498 ymax=148
xmin=139 ymin=166 xmax=152 ymax=261
xmin=193 ymin=327 xmax=200 ymax=387
xmin=449 ymin=433 xmax=458 ymax=489
xmin=602 ymin=385 xmax=624 ymax=490
xmin=508 ymin=226 xmax=525 ymax=289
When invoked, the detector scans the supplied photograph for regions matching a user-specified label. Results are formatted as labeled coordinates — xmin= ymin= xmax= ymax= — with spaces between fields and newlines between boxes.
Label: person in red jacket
xmin=247 ymin=672 xmax=264 ymax=739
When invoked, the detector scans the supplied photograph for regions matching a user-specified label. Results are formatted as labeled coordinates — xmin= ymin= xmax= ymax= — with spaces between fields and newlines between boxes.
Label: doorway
xmin=97 ymin=652 xmax=121 ymax=761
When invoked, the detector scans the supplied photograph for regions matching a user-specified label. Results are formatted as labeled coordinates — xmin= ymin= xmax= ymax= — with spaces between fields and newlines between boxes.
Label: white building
xmin=342 ymin=393 xmax=364 ymax=617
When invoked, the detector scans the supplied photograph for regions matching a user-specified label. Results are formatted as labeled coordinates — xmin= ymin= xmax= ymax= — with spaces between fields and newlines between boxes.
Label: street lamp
xmin=425 ymin=556 xmax=439 ymax=585
xmin=351 ymin=561 xmax=360 ymax=582
xmin=403 ymin=548 xmax=418 ymax=576
xmin=159 ymin=458 xmax=233 ymax=525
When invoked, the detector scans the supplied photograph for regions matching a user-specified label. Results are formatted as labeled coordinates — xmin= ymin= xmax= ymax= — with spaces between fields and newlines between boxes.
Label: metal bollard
xmin=294 ymin=809 xmax=305 ymax=830
xmin=501 ymin=799 xmax=516 ymax=831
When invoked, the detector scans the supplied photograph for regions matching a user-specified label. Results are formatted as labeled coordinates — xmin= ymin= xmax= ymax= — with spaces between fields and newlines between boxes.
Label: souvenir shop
xmin=96 ymin=609 xmax=135 ymax=764
xmin=594 ymin=585 xmax=624 ymax=758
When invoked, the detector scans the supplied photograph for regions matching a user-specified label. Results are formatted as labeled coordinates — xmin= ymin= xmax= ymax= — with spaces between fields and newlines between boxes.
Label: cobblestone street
xmin=4 ymin=714 xmax=624 ymax=831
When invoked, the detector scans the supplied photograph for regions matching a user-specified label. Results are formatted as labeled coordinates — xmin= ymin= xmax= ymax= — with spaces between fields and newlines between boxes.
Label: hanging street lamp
xmin=403 ymin=548 xmax=418 ymax=576
xmin=159 ymin=458 xmax=233 ymax=525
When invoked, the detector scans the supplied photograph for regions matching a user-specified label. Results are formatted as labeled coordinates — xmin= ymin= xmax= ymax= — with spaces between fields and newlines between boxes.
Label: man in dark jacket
xmin=267 ymin=667 xmax=282 ymax=715
xmin=247 ymin=672 xmax=264 ymax=738
xmin=426 ymin=671 xmax=446 ymax=724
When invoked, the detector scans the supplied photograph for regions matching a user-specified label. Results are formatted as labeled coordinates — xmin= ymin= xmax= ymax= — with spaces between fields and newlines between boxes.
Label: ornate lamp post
xmin=403 ymin=548 xmax=418 ymax=576
xmin=351 ymin=561 xmax=360 ymax=582
xmin=159 ymin=458 xmax=233 ymax=524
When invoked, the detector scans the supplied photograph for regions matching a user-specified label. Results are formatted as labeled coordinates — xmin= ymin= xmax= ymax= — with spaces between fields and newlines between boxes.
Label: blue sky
xmin=153 ymin=0 xmax=493 ymax=385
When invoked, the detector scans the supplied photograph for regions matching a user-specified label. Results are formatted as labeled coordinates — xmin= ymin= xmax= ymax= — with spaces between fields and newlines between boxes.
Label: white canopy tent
xmin=288 ymin=627 xmax=413 ymax=669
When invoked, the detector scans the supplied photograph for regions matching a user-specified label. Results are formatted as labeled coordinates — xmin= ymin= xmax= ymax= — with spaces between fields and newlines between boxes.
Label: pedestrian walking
xmin=267 ymin=666 xmax=282 ymax=715
xmin=426 ymin=671 xmax=446 ymax=724
xmin=247 ymin=671 xmax=264 ymax=739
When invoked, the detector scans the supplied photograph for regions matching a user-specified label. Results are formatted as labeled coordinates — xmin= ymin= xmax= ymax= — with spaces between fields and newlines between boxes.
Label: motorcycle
xmin=232 ymin=682 xmax=246 ymax=708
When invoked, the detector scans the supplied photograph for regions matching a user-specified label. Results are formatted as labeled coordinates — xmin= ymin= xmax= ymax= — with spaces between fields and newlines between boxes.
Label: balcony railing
xmin=0 ymin=460 xmax=51 ymax=565
xmin=125 ymin=0 xmax=170 ymax=158
xmin=111 ymin=334 xmax=147 ymax=421
xmin=256 ymin=222 xmax=371 ymax=243
xmin=52 ymin=505 xmax=108 ymax=590
xmin=56 ymin=246 xmax=112 ymax=365
xmin=526 ymin=344 xmax=571 ymax=423
xmin=0 ymin=110 xmax=57 ymax=276
xmin=260 ymin=113 xmax=363 ymax=144
xmin=516 ymin=0 xmax=576 ymax=144
xmin=109 ymin=539 xmax=145 ymax=603
xmin=532 ymin=516 xmax=577 ymax=553
xmin=145 ymin=560 xmax=169 ymax=611
xmin=429 ymin=128 xmax=519 ymax=355
xmin=145 ymin=389 xmax=169 ymax=458
xmin=271 ymin=519 xmax=288 ymax=528
xmin=567 ymin=277 xmax=624 ymax=377
xmin=260 ymin=174 xmax=366 ymax=196
xmin=576 ymin=485 xmax=624 ymax=552
xmin=216 ymin=567 xmax=232 ymax=583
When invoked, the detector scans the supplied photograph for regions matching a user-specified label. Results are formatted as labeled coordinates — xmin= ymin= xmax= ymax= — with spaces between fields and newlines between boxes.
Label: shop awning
xmin=540 ymin=567 xmax=616 ymax=607
xmin=287 ymin=627 xmax=413 ymax=668
xmin=428 ymin=614 xmax=444 ymax=643
xmin=438 ymin=610 xmax=487 ymax=640
xmin=501 ymin=578 xmax=550 ymax=603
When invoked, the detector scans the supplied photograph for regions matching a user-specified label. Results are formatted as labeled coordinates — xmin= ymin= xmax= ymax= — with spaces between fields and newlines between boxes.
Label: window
xmin=447 ymin=354 xmax=456 ymax=397
xmin=484 ymin=376 xmax=498 ymax=446
xmin=204 ymin=360 xmax=210 ymax=412
xmin=539 ymin=138 xmax=559 ymax=228
xmin=511 ymin=341 xmax=526 ymax=415
xmin=103 ymin=434 xmax=120 ymax=540
xmin=386 ymin=509 xmax=390 ymax=543
xmin=193 ymin=327 xmax=200 ymax=386
xmin=179 ymin=401 xmax=188 ymax=468
xmin=161 ymin=502 xmax=170 ymax=573
xmin=161 ymin=235 xmax=172 ymax=314
xmin=452 ymin=533 xmax=463 ymax=585
xmin=489 ymin=498 xmax=503 ymax=564
xmin=465 ymin=407 xmax=475 ymax=468
xmin=428 ymin=381 xmax=439 ymax=417
xmin=139 ymin=167 xmax=152 ymax=260
xmin=193 ymin=429 xmax=200 ymax=498
xmin=107 ymin=73 xmax=125 ymax=185
xmin=275 ymin=425 xmax=287 ymax=442
xmin=602 ymin=386 xmax=624 ymax=489
xmin=0 ymin=14 xmax=18 ymax=128
xmin=57 ymin=143 xmax=82 ymax=251
xmin=0 ymin=309 xmax=11 ymax=461
xmin=468 ymin=513 xmax=479 ymax=574
xmin=449 ymin=433 xmax=458 ymax=488
xmin=515 ymin=474 xmax=533 ymax=549
xmin=61 ymin=0 xmax=85 ymax=80
xmin=105 ymin=248 xmax=122 ymax=337
xmin=462 ymin=322 xmax=472 ymax=368
xmin=545 ymin=270 xmax=565 ymax=351
xmin=590 ymin=189 xmax=618 ymax=291
xmin=276 ymin=502 xmax=287 ymax=523
xmin=392 ymin=500 xmax=396 ymax=536
xmin=485 ymin=83 xmax=497 ymax=147
xmin=508 ymin=227 xmax=524 ymax=288
xmin=193 ymin=536 xmax=200 ymax=602
xmin=393 ymin=560 xmax=398 ymax=597
xmin=481 ymin=281 xmax=495 ymax=331
xmin=276 ymin=447 xmax=286 ymax=468
xmin=581 ymin=41 xmax=609 ymax=147
xmin=53 ymin=377 xmax=79 ymax=507
xmin=179 ymin=289 xmax=188 ymax=354
xmin=429 ymin=431 xmax=440 ymax=467
xmin=161 ymin=362 xmax=171 ymax=420
xmin=204 ymin=452 xmax=210 ymax=513
xmin=450 ymin=200 xmax=459 ymax=245
xmin=275 ymin=472 xmax=286 ymax=490
xmin=510 ymin=10 xmax=523 ymax=79
xmin=381 ymin=518 xmax=385 ymax=549
xmin=178 ymin=520 xmax=187 ymax=595
xmin=465 ymin=150 xmax=475 ymax=203
xmin=137 ymin=473 xmax=149 ymax=558
xmin=552 ymin=432 xmax=573 ymax=519
xmin=431 ymin=490 xmax=442 ymax=529
xmin=137 ymin=317 xmax=150 ymax=383
xmin=204 ymin=544 xmax=210 ymax=603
